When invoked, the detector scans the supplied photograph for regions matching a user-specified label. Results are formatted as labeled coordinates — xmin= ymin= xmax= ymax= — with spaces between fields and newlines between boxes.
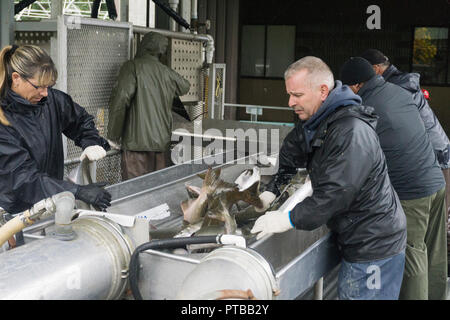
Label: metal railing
xmin=223 ymin=103 xmax=293 ymax=124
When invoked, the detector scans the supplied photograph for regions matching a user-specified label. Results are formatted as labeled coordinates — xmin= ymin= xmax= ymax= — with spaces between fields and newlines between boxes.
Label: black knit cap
xmin=340 ymin=57 xmax=376 ymax=86
xmin=360 ymin=49 xmax=389 ymax=65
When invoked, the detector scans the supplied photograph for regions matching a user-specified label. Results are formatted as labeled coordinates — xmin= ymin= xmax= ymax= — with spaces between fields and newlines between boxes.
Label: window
xmin=411 ymin=27 xmax=449 ymax=85
xmin=240 ymin=25 xmax=295 ymax=78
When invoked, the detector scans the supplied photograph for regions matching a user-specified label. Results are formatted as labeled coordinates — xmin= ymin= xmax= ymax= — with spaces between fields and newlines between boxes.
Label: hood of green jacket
xmin=136 ymin=32 xmax=168 ymax=58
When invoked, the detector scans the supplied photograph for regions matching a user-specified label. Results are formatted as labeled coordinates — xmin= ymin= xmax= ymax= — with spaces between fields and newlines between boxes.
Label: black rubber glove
xmin=264 ymin=166 xmax=298 ymax=196
xmin=75 ymin=182 xmax=112 ymax=211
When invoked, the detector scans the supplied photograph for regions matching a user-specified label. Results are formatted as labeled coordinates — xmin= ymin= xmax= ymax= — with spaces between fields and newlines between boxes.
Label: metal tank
xmin=0 ymin=215 xmax=133 ymax=300
xmin=176 ymin=246 xmax=279 ymax=300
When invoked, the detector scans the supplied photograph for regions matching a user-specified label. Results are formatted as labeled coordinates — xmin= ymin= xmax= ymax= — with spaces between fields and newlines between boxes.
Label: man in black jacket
xmin=251 ymin=56 xmax=407 ymax=300
xmin=340 ymin=57 xmax=447 ymax=300
xmin=361 ymin=49 xmax=450 ymax=220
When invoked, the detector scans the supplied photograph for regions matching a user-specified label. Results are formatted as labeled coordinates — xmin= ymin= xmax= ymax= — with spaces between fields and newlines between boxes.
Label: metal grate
xmin=62 ymin=17 xmax=131 ymax=185
xmin=64 ymin=152 xmax=122 ymax=186
xmin=14 ymin=31 xmax=54 ymax=53
xmin=169 ymin=39 xmax=203 ymax=102
xmin=14 ymin=0 xmax=112 ymax=21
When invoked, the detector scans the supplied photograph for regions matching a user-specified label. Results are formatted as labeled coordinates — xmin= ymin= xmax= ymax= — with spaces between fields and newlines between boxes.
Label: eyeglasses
xmin=22 ymin=77 xmax=54 ymax=90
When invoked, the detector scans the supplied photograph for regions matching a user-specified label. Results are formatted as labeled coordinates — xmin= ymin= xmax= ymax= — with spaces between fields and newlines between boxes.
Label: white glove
xmin=107 ymin=139 xmax=121 ymax=151
xmin=80 ymin=145 xmax=106 ymax=162
xmin=251 ymin=209 xmax=293 ymax=240
xmin=255 ymin=191 xmax=276 ymax=212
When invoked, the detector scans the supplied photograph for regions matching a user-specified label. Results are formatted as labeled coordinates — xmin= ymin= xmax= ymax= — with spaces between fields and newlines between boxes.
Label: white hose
xmin=0 ymin=211 xmax=34 ymax=248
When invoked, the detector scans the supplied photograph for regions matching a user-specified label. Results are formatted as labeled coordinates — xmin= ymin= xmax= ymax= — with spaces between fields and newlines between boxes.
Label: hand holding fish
xmin=250 ymin=210 xmax=294 ymax=240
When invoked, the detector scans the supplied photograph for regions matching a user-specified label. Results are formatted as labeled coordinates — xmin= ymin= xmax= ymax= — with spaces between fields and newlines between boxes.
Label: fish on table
xmin=151 ymin=167 xmax=310 ymax=241
xmin=180 ymin=167 xmax=263 ymax=236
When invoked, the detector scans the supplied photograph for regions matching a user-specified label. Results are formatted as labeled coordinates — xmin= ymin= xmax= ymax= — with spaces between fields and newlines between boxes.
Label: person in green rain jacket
xmin=108 ymin=32 xmax=190 ymax=180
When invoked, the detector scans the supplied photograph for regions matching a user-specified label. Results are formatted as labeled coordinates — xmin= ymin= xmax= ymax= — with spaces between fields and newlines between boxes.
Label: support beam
xmin=179 ymin=0 xmax=190 ymax=33
xmin=1 ymin=1 xmax=15 ymax=48
xmin=114 ymin=0 xmax=128 ymax=22
xmin=215 ymin=0 xmax=225 ymax=63
xmin=50 ymin=0 xmax=63 ymax=19
xmin=224 ymin=0 xmax=239 ymax=106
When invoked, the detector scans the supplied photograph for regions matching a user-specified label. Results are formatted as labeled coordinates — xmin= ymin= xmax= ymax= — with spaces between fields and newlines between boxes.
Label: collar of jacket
xmin=381 ymin=64 xmax=399 ymax=82
xmin=357 ymin=75 xmax=385 ymax=98
xmin=309 ymin=104 xmax=379 ymax=151
xmin=382 ymin=64 xmax=421 ymax=93
xmin=2 ymin=89 xmax=47 ymax=114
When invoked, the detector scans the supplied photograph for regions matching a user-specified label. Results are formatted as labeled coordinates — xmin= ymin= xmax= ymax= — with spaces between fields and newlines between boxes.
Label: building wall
xmin=424 ymin=86 xmax=450 ymax=135
xmin=238 ymin=0 xmax=450 ymax=134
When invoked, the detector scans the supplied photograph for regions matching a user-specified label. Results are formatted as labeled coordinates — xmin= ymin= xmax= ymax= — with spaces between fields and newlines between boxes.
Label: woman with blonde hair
xmin=0 ymin=44 xmax=111 ymax=214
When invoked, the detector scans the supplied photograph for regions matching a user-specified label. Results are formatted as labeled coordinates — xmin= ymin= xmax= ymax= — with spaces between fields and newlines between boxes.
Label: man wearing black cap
xmin=361 ymin=49 xmax=450 ymax=228
xmin=340 ymin=57 xmax=447 ymax=300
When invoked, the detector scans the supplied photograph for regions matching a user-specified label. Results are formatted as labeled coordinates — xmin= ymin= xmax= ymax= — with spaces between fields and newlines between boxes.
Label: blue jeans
xmin=338 ymin=250 xmax=405 ymax=300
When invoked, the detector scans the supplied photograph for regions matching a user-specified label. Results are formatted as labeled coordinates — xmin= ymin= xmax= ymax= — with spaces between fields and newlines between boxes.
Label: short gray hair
xmin=284 ymin=56 xmax=334 ymax=90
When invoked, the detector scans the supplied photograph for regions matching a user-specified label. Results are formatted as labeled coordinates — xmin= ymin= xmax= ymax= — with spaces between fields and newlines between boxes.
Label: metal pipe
xmin=168 ymin=0 xmax=179 ymax=31
xmin=190 ymin=0 xmax=198 ymax=33
xmin=153 ymin=0 xmax=189 ymax=30
xmin=0 ymin=195 xmax=58 ymax=247
xmin=22 ymin=233 xmax=45 ymax=240
xmin=0 ymin=216 xmax=133 ymax=300
xmin=53 ymin=192 xmax=76 ymax=240
xmin=314 ymin=277 xmax=324 ymax=300
xmin=179 ymin=0 xmax=190 ymax=33
xmin=191 ymin=0 xmax=198 ymax=19
xmin=22 ymin=218 xmax=54 ymax=234
xmin=133 ymin=25 xmax=211 ymax=42
xmin=133 ymin=26 xmax=214 ymax=64
xmin=224 ymin=103 xmax=292 ymax=111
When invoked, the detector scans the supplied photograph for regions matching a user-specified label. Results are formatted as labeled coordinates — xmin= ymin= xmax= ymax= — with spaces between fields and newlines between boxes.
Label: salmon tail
xmin=239 ymin=181 xmax=263 ymax=208
xmin=203 ymin=167 xmax=221 ymax=186
xmin=185 ymin=184 xmax=201 ymax=199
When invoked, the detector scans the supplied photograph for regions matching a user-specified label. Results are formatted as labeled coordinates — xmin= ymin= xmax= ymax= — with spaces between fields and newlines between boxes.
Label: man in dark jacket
xmin=361 ymin=49 xmax=450 ymax=220
xmin=340 ymin=57 xmax=447 ymax=300
xmin=251 ymin=56 xmax=407 ymax=300
xmin=108 ymin=32 xmax=190 ymax=180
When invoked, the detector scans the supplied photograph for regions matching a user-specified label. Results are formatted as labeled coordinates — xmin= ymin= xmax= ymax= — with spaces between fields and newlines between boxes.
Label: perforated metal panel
xmin=14 ymin=31 xmax=54 ymax=53
xmin=59 ymin=16 xmax=131 ymax=185
xmin=169 ymin=39 xmax=203 ymax=102
xmin=63 ymin=152 xmax=122 ymax=186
